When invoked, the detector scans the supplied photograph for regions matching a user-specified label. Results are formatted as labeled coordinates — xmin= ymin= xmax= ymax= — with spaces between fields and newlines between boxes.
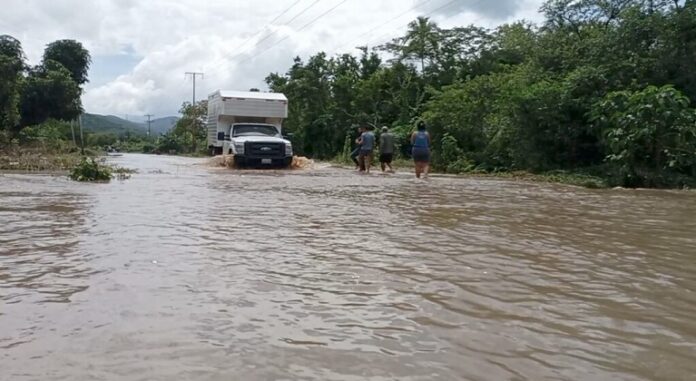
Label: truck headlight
xmin=285 ymin=143 xmax=293 ymax=156
xmin=234 ymin=142 xmax=245 ymax=154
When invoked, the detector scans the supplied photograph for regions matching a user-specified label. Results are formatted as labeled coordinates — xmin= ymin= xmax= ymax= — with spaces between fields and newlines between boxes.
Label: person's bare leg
xmin=423 ymin=163 xmax=430 ymax=178
xmin=365 ymin=155 xmax=371 ymax=174
xmin=415 ymin=162 xmax=421 ymax=178
xmin=381 ymin=161 xmax=386 ymax=172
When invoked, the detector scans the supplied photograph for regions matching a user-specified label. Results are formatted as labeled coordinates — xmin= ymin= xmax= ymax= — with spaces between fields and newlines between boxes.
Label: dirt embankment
xmin=0 ymin=148 xmax=83 ymax=171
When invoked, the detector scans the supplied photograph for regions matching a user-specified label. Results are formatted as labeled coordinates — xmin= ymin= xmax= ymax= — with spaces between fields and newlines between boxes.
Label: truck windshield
xmin=232 ymin=124 xmax=278 ymax=137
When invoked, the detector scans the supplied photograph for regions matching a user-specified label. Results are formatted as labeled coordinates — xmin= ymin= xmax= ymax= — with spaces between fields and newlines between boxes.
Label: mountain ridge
xmin=82 ymin=114 xmax=179 ymax=136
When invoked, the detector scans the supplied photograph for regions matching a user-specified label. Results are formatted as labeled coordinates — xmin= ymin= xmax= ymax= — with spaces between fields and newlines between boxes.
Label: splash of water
xmin=290 ymin=156 xmax=314 ymax=170
xmin=208 ymin=155 xmax=314 ymax=170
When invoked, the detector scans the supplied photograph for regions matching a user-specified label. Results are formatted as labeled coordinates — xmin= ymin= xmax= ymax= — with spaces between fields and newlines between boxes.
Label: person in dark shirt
xmin=379 ymin=126 xmax=396 ymax=173
xmin=359 ymin=126 xmax=376 ymax=174
xmin=350 ymin=126 xmax=366 ymax=171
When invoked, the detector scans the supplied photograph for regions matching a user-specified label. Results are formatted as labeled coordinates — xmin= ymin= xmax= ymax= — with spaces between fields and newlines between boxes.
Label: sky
xmin=1 ymin=0 xmax=545 ymax=120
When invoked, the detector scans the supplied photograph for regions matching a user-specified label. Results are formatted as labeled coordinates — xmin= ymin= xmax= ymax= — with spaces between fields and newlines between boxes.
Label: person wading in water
xmin=411 ymin=121 xmax=431 ymax=179
xmin=351 ymin=126 xmax=366 ymax=171
xmin=379 ymin=126 xmax=396 ymax=173
xmin=359 ymin=125 xmax=376 ymax=174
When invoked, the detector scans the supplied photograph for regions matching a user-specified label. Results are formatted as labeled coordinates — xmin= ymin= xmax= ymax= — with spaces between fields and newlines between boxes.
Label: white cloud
xmin=1 ymin=0 xmax=545 ymax=117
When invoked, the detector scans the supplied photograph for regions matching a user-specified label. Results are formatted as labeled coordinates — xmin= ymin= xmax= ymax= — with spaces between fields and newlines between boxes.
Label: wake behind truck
xmin=207 ymin=90 xmax=293 ymax=167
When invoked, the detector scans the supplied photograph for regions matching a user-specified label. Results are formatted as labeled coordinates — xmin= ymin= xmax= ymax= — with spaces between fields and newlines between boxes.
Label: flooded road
xmin=1 ymin=154 xmax=695 ymax=381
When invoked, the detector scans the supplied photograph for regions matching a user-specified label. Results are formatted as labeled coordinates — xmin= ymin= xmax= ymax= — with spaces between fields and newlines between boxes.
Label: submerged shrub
xmin=69 ymin=158 xmax=112 ymax=182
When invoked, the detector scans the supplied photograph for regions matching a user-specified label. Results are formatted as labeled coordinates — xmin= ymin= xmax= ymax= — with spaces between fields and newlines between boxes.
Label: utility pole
xmin=185 ymin=72 xmax=204 ymax=105
xmin=78 ymin=114 xmax=85 ymax=156
xmin=145 ymin=114 xmax=154 ymax=137
xmin=70 ymin=119 xmax=77 ymax=147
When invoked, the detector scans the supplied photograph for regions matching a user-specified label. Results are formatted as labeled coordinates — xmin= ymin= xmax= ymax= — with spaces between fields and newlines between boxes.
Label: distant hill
xmin=148 ymin=116 xmax=179 ymax=135
xmin=82 ymin=114 xmax=179 ymax=136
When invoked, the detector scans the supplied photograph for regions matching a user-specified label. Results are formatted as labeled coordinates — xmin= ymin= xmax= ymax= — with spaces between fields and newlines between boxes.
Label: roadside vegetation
xmin=68 ymin=157 xmax=112 ymax=182
xmin=1 ymin=36 xmax=90 ymax=170
xmin=3 ymin=1 xmax=696 ymax=188
xmin=0 ymin=34 xmax=206 ymax=170
xmin=267 ymin=0 xmax=696 ymax=188
xmin=67 ymin=157 xmax=136 ymax=182
xmin=154 ymin=101 xmax=208 ymax=156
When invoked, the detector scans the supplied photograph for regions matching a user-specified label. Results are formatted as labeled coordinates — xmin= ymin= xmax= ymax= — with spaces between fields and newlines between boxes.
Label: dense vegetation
xmin=267 ymin=0 xmax=696 ymax=187
xmin=0 ymin=37 xmax=89 ymax=138
xmin=155 ymin=101 xmax=208 ymax=155
xmin=69 ymin=157 xmax=113 ymax=182
xmin=3 ymin=1 xmax=695 ymax=187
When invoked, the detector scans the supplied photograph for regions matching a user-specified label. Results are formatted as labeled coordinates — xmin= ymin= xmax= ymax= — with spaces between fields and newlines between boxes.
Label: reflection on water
xmin=1 ymin=154 xmax=696 ymax=381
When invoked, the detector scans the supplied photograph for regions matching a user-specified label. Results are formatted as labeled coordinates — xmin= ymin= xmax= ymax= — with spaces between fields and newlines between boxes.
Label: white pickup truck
xmin=206 ymin=90 xmax=293 ymax=167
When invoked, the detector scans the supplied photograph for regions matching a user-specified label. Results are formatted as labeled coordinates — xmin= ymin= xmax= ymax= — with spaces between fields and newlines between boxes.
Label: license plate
xmin=261 ymin=158 xmax=272 ymax=164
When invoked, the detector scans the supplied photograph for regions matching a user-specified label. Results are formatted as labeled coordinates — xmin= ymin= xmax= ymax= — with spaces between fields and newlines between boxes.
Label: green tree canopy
xmin=0 ymin=35 xmax=25 ymax=134
xmin=20 ymin=60 xmax=82 ymax=128
xmin=43 ymin=39 xmax=91 ymax=86
xmin=263 ymin=1 xmax=696 ymax=187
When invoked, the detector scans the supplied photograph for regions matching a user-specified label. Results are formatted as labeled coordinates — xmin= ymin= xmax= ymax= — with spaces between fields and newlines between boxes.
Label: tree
xmin=403 ymin=16 xmax=441 ymax=72
xmin=357 ymin=46 xmax=381 ymax=79
xmin=592 ymin=85 xmax=696 ymax=187
xmin=0 ymin=35 xmax=25 ymax=135
xmin=172 ymin=100 xmax=207 ymax=153
xmin=260 ymin=3 xmax=696 ymax=187
xmin=20 ymin=60 xmax=81 ymax=128
xmin=382 ymin=17 xmax=441 ymax=72
xmin=43 ymin=39 xmax=91 ymax=86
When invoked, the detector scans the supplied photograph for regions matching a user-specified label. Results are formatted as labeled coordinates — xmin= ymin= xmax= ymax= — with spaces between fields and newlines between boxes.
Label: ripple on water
xmin=1 ymin=154 xmax=696 ymax=381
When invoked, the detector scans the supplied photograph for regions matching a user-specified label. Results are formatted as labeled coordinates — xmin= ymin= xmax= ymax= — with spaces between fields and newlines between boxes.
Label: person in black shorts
xmin=379 ymin=126 xmax=396 ymax=173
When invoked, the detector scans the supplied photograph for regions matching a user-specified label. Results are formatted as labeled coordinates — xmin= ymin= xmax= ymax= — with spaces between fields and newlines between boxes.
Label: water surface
xmin=1 ymin=154 xmax=695 ymax=380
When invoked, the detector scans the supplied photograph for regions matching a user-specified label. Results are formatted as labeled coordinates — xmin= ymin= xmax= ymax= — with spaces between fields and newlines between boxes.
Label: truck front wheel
xmin=234 ymin=156 xmax=247 ymax=168
xmin=283 ymin=157 xmax=293 ymax=168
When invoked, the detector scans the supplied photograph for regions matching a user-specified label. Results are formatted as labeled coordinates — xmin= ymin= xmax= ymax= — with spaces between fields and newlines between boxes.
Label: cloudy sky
xmin=1 ymin=0 xmax=545 ymax=119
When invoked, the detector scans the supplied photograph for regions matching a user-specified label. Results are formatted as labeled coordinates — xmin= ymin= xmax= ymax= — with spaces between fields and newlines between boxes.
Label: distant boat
xmin=106 ymin=152 xmax=123 ymax=157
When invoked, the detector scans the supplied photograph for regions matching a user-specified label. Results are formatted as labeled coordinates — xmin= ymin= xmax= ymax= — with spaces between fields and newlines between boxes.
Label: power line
xmin=269 ymin=0 xmax=305 ymax=24
xmin=234 ymin=0 xmax=304 ymax=53
xmin=279 ymin=0 xmax=323 ymax=28
xmin=238 ymin=0 xmax=322 ymax=58
xmin=334 ymin=0 xmax=434 ymax=53
xmin=355 ymin=0 xmax=463 ymax=52
xmin=205 ymin=0 xmax=321 ymax=79
xmin=185 ymin=72 xmax=204 ymax=104
xmin=240 ymin=0 xmax=349 ymax=64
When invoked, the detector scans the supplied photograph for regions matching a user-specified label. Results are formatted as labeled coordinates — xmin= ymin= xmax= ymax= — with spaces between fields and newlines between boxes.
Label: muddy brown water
xmin=1 ymin=154 xmax=695 ymax=381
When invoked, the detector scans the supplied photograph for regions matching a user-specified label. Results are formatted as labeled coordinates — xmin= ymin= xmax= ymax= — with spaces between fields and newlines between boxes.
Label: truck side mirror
xmin=217 ymin=132 xmax=225 ymax=141
xmin=284 ymin=133 xmax=294 ymax=138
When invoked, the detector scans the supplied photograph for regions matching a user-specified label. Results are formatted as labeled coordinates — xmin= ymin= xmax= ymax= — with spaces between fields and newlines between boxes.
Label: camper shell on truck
xmin=207 ymin=90 xmax=293 ymax=167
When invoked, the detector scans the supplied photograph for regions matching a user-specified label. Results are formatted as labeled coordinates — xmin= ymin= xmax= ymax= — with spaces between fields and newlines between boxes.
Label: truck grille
xmin=246 ymin=142 xmax=284 ymax=158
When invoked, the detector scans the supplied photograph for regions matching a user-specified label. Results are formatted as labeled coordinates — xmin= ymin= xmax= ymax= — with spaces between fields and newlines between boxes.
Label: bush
xmin=446 ymin=157 xmax=476 ymax=174
xmin=155 ymin=132 xmax=185 ymax=154
xmin=69 ymin=157 xmax=112 ymax=182
xmin=18 ymin=119 xmax=73 ymax=151
xmin=592 ymin=85 xmax=696 ymax=187
xmin=0 ymin=129 xmax=11 ymax=147
xmin=141 ymin=144 xmax=155 ymax=154
xmin=434 ymin=133 xmax=472 ymax=173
